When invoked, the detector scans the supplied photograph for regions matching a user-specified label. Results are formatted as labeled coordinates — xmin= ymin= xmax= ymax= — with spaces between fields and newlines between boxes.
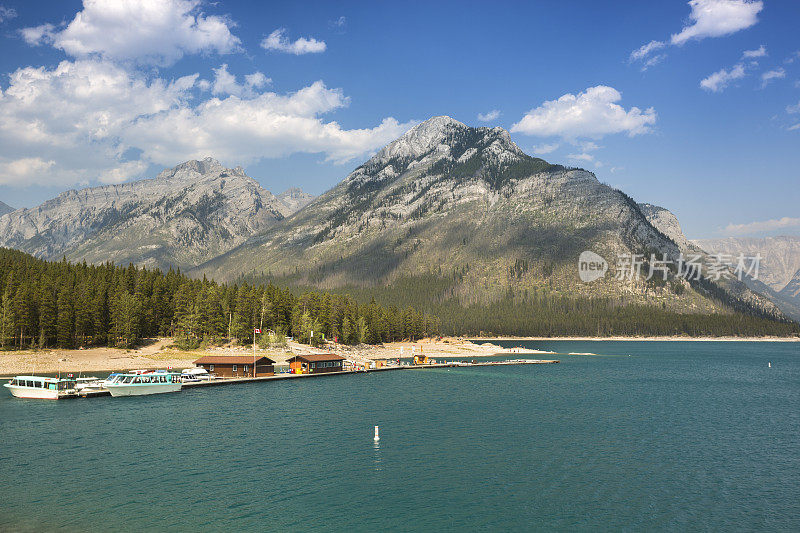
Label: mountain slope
xmin=781 ymin=267 xmax=800 ymax=300
xmin=0 ymin=201 xmax=13 ymax=217
xmin=0 ymin=158 xmax=293 ymax=271
xmin=197 ymin=117 xmax=782 ymax=321
xmin=277 ymin=188 xmax=316 ymax=213
xmin=692 ymin=236 xmax=800 ymax=292
xmin=638 ymin=203 xmax=691 ymax=251
xmin=691 ymin=236 xmax=800 ymax=321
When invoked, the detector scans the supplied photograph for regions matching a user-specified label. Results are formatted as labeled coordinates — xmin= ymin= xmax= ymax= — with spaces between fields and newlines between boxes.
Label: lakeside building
xmin=287 ymin=354 xmax=345 ymax=374
xmin=193 ymin=356 xmax=276 ymax=378
xmin=413 ymin=353 xmax=432 ymax=365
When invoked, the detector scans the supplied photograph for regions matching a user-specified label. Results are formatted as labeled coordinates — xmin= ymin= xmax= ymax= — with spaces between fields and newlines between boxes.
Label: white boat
xmin=4 ymin=375 xmax=78 ymax=400
xmin=180 ymin=367 xmax=211 ymax=382
xmin=75 ymin=376 xmax=104 ymax=392
xmin=105 ymin=371 xmax=182 ymax=397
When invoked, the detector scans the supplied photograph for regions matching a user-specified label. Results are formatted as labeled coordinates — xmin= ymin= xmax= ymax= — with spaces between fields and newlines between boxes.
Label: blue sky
xmin=0 ymin=0 xmax=798 ymax=239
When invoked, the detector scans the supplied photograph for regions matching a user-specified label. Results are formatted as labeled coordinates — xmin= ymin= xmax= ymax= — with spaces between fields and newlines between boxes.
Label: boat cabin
xmin=4 ymin=376 xmax=78 ymax=399
xmin=287 ymin=354 xmax=345 ymax=374
xmin=192 ymin=356 xmax=276 ymax=378
xmin=7 ymin=376 xmax=77 ymax=390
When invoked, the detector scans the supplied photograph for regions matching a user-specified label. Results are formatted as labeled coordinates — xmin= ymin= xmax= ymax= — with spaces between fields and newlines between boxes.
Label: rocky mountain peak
xmin=0 ymin=157 xmax=296 ymax=271
xmin=277 ymin=187 xmax=316 ymax=212
xmin=156 ymin=157 xmax=227 ymax=181
xmin=355 ymin=116 xmax=529 ymax=193
xmin=638 ymin=203 xmax=691 ymax=250
xmin=0 ymin=200 xmax=13 ymax=218
xmin=374 ymin=115 xmax=468 ymax=162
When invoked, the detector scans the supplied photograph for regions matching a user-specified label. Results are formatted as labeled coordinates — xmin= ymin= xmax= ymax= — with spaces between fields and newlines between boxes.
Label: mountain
xmin=781 ymin=268 xmax=800 ymax=300
xmin=692 ymin=236 xmax=800 ymax=321
xmin=692 ymin=236 xmax=800 ymax=292
xmin=638 ymin=203 xmax=691 ymax=251
xmin=197 ymin=116 xmax=782 ymax=321
xmin=0 ymin=200 xmax=13 ymax=217
xmin=0 ymin=158 xmax=303 ymax=271
xmin=277 ymin=187 xmax=316 ymax=213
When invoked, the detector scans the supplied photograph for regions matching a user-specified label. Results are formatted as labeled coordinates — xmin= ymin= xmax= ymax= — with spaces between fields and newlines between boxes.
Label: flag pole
xmin=253 ymin=328 xmax=256 ymax=378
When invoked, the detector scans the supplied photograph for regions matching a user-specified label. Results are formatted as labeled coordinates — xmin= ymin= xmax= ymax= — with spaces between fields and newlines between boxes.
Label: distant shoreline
xmin=467 ymin=336 xmax=800 ymax=342
xmin=2 ymin=335 xmax=797 ymax=377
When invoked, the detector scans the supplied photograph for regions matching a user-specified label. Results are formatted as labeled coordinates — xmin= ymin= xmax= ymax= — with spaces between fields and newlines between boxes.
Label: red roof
xmin=287 ymin=354 xmax=345 ymax=363
xmin=193 ymin=355 xmax=276 ymax=365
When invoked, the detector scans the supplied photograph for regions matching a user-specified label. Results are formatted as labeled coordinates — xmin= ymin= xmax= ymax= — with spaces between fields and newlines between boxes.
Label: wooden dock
xmin=78 ymin=358 xmax=559 ymax=398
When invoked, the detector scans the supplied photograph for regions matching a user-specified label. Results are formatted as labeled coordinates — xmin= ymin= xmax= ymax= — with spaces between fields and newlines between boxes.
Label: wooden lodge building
xmin=287 ymin=354 xmax=345 ymax=374
xmin=193 ymin=355 xmax=276 ymax=378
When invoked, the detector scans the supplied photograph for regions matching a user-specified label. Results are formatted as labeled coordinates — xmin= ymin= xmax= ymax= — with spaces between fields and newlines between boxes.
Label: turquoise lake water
xmin=1 ymin=341 xmax=798 ymax=532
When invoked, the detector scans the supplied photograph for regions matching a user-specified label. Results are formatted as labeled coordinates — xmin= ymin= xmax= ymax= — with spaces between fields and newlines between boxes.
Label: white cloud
xmin=98 ymin=160 xmax=149 ymax=184
xmin=0 ymin=5 xmax=17 ymax=22
xmin=510 ymin=86 xmax=656 ymax=140
xmin=245 ymin=72 xmax=270 ymax=90
xmin=532 ymin=143 xmax=559 ymax=155
xmin=700 ymin=63 xmax=746 ymax=92
xmin=0 ymin=158 xmax=55 ymax=185
xmin=261 ymin=28 xmax=326 ymax=55
xmin=210 ymin=64 xmax=271 ymax=97
xmin=477 ymin=109 xmax=500 ymax=122
xmin=671 ymin=0 xmax=763 ymax=45
xmin=641 ymin=54 xmax=667 ymax=71
xmin=567 ymin=153 xmax=594 ymax=162
xmin=761 ymin=68 xmax=785 ymax=88
xmin=742 ymin=44 xmax=766 ymax=59
xmin=20 ymin=0 xmax=241 ymax=66
xmin=122 ymin=80 xmax=412 ymax=165
xmin=630 ymin=1 xmax=763 ymax=67
xmin=722 ymin=216 xmax=800 ymax=236
xmin=330 ymin=16 xmax=346 ymax=28
xmin=787 ymin=101 xmax=800 ymax=114
xmin=787 ymin=123 xmax=800 ymax=131
xmin=630 ymin=40 xmax=665 ymax=62
xmin=0 ymin=59 xmax=412 ymax=187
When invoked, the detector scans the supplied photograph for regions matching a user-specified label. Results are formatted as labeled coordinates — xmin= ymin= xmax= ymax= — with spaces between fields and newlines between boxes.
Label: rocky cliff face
xmin=197 ymin=117 xmax=782 ymax=319
xmin=639 ymin=203 xmax=691 ymax=251
xmin=0 ymin=201 xmax=13 ymax=217
xmin=781 ymin=268 xmax=800 ymax=300
xmin=0 ymin=158 xmax=304 ymax=271
xmin=277 ymin=187 xmax=316 ymax=213
xmin=691 ymin=236 xmax=800 ymax=321
xmin=692 ymin=236 xmax=800 ymax=293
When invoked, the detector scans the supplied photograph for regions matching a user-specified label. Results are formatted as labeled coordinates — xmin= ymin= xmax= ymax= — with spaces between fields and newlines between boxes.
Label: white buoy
xmin=769 ymin=362 xmax=771 ymax=368
xmin=374 ymin=425 xmax=380 ymax=441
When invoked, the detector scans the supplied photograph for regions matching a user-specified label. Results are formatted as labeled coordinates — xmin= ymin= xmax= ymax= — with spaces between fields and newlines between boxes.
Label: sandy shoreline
xmin=0 ymin=337 xmax=520 ymax=376
xmin=1 ymin=335 xmax=796 ymax=376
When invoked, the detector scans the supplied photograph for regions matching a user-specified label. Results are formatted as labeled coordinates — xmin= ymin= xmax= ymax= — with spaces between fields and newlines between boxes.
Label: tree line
xmin=252 ymin=273 xmax=800 ymax=338
xmin=0 ymin=248 xmax=439 ymax=350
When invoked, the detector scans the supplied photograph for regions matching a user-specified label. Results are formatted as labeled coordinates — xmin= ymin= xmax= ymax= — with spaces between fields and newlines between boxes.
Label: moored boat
xmin=104 ymin=371 xmax=182 ymax=397
xmin=180 ymin=367 xmax=211 ymax=382
xmin=4 ymin=376 xmax=78 ymax=399
xmin=75 ymin=376 xmax=104 ymax=392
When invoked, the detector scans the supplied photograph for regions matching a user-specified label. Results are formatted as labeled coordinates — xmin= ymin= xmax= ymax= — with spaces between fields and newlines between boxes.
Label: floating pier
xmin=76 ymin=359 xmax=559 ymax=398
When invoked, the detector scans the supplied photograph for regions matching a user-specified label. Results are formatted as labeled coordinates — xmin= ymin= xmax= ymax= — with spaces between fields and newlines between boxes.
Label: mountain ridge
xmin=0 ymin=117 xmax=789 ymax=326
xmin=0 ymin=157 xmax=312 ymax=271
xmin=195 ymin=117 xmax=783 ymax=322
